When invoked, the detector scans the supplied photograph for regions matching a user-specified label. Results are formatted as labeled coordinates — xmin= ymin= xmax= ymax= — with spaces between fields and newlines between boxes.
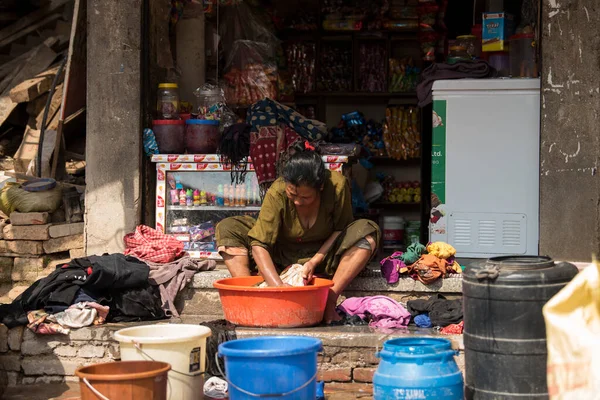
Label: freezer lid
xmin=432 ymin=78 xmax=540 ymax=92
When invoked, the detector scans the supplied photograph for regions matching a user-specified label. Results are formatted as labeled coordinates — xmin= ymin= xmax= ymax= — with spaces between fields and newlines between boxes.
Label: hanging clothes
xmin=337 ymin=296 xmax=411 ymax=329
xmin=145 ymin=256 xmax=216 ymax=317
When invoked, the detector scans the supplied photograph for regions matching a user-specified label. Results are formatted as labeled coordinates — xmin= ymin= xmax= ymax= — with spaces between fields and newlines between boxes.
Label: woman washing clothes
xmin=216 ymin=148 xmax=380 ymax=324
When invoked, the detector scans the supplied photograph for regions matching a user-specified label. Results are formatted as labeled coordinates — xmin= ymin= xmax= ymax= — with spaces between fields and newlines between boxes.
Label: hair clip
xmin=305 ymin=141 xmax=315 ymax=151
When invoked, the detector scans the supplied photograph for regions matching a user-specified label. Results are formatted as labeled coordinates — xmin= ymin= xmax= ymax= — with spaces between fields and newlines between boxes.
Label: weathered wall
xmin=540 ymin=0 xmax=600 ymax=261
xmin=85 ymin=0 xmax=143 ymax=254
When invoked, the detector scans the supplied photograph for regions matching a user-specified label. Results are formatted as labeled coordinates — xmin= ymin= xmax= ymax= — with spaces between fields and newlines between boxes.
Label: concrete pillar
xmin=85 ymin=0 xmax=142 ymax=254
xmin=539 ymin=0 xmax=600 ymax=261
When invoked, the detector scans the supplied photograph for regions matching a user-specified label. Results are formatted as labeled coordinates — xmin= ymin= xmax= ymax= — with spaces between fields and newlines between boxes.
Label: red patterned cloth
xmin=124 ymin=225 xmax=184 ymax=263
xmin=249 ymin=124 xmax=302 ymax=190
xmin=440 ymin=320 xmax=464 ymax=335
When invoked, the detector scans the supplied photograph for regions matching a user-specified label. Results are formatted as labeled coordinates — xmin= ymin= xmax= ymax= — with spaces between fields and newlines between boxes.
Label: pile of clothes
xmin=334 ymin=294 xmax=463 ymax=334
xmin=0 ymin=225 xmax=215 ymax=335
xmin=380 ymin=241 xmax=462 ymax=285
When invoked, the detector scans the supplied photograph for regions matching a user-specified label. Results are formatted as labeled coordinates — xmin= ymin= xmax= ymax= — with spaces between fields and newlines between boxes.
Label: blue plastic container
xmin=218 ymin=336 xmax=323 ymax=400
xmin=373 ymin=338 xmax=463 ymax=400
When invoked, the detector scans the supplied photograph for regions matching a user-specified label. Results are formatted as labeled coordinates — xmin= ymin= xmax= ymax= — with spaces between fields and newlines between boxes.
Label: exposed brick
xmin=54 ymin=345 xmax=78 ymax=357
xmin=69 ymin=327 xmax=93 ymax=341
xmin=107 ymin=343 xmax=120 ymax=360
xmin=0 ymin=220 xmax=6 ymax=239
xmin=0 ymin=257 xmax=12 ymax=283
xmin=43 ymin=235 xmax=83 ymax=254
xmin=318 ymin=367 xmax=352 ymax=382
xmin=0 ymin=354 xmax=21 ymax=371
xmin=13 ymin=255 xmax=69 ymax=281
xmin=69 ymin=248 xmax=85 ymax=259
xmin=7 ymin=326 xmax=24 ymax=351
xmin=49 ymin=223 xmax=84 ymax=238
xmin=21 ymin=357 xmax=81 ymax=376
xmin=78 ymin=345 xmax=105 ymax=358
xmin=10 ymin=212 xmax=49 ymax=226
xmin=0 ymin=324 xmax=8 ymax=352
xmin=0 ymin=240 xmax=44 ymax=255
xmin=21 ymin=340 xmax=55 ymax=356
xmin=35 ymin=376 xmax=65 ymax=384
xmin=7 ymin=371 xmax=19 ymax=386
xmin=7 ymin=286 xmax=28 ymax=300
xmin=331 ymin=349 xmax=379 ymax=366
xmin=353 ymin=367 xmax=376 ymax=383
xmin=3 ymin=224 xmax=50 ymax=241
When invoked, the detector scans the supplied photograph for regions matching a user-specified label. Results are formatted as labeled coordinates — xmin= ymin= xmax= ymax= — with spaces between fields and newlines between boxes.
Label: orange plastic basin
xmin=213 ymin=276 xmax=334 ymax=328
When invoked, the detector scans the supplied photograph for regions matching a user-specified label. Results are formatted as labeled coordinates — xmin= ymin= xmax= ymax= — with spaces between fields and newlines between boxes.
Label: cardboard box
xmin=482 ymin=12 xmax=515 ymax=52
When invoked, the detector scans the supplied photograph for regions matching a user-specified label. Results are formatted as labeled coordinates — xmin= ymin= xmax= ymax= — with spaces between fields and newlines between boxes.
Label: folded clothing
xmin=337 ymin=295 xmax=411 ymax=329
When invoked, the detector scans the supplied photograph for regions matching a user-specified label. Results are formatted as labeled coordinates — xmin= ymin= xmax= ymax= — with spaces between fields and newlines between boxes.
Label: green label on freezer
xmin=431 ymin=100 xmax=446 ymax=204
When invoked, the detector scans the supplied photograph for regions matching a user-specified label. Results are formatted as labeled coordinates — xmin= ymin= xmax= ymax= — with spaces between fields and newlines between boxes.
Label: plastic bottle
xmin=179 ymin=189 xmax=187 ymax=206
xmin=200 ymin=190 xmax=208 ymax=205
xmin=186 ymin=189 xmax=193 ymax=206
xmin=223 ymin=185 xmax=230 ymax=206
xmin=217 ymin=184 xmax=224 ymax=206
xmin=193 ymin=189 xmax=200 ymax=206
xmin=229 ymin=184 xmax=235 ymax=206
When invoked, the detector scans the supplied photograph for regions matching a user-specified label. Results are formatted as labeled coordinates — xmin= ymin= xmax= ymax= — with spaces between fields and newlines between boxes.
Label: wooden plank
xmin=59 ymin=0 xmax=85 ymax=119
xmin=0 ymin=0 xmax=71 ymax=42
xmin=9 ymin=64 xmax=64 ymax=103
xmin=30 ymin=84 xmax=63 ymax=129
xmin=0 ymin=37 xmax=58 ymax=81
xmin=0 ymin=44 xmax=57 ymax=96
xmin=0 ymin=95 xmax=17 ymax=127
xmin=0 ymin=13 xmax=63 ymax=50
xmin=26 ymin=92 xmax=49 ymax=115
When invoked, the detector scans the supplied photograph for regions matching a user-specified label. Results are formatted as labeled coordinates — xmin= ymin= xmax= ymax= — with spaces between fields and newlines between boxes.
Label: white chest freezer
xmin=429 ymin=78 xmax=540 ymax=258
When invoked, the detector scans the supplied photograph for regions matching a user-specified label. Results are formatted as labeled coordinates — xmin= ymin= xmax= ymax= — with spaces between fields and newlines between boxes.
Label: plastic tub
xmin=76 ymin=361 xmax=170 ymax=400
xmin=153 ymin=120 xmax=185 ymax=154
xmin=374 ymin=338 xmax=463 ymax=399
xmin=510 ymin=33 xmax=537 ymax=77
xmin=185 ymin=119 xmax=220 ymax=154
xmin=114 ymin=324 xmax=211 ymax=400
xmin=383 ymin=216 xmax=405 ymax=247
xmin=218 ymin=336 xmax=323 ymax=399
xmin=214 ymin=276 xmax=334 ymax=328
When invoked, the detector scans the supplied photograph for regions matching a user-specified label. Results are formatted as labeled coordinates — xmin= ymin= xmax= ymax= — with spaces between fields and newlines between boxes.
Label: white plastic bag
xmin=543 ymin=262 xmax=600 ymax=399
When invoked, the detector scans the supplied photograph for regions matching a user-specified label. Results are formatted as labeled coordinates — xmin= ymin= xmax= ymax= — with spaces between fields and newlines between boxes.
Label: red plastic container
xmin=213 ymin=276 xmax=334 ymax=328
xmin=185 ymin=119 xmax=220 ymax=154
xmin=152 ymin=120 xmax=185 ymax=154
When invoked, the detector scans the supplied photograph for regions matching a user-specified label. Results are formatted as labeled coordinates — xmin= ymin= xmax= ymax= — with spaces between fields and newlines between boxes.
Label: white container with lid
xmin=383 ymin=216 xmax=405 ymax=248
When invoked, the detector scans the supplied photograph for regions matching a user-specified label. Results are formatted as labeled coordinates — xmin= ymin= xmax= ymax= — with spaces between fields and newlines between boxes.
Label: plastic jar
xmin=157 ymin=83 xmax=179 ymax=119
xmin=405 ymin=221 xmax=421 ymax=246
xmin=447 ymin=46 xmax=471 ymax=64
xmin=152 ymin=120 xmax=185 ymax=154
xmin=185 ymin=119 xmax=220 ymax=154
xmin=194 ymin=87 xmax=224 ymax=119
xmin=383 ymin=216 xmax=405 ymax=247
xmin=510 ymin=34 xmax=537 ymax=77
xmin=456 ymin=35 xmax=479 ymax=59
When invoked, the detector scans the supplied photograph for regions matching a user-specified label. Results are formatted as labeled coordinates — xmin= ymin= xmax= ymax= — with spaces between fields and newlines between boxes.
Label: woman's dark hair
xmin=282 ymin=150 xmax=327 ymax=189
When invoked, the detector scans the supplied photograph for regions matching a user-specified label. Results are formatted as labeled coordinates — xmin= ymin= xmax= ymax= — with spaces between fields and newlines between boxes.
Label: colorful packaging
xmin=190 ymin=222 xmax=216 ymax=241
xmin=482 ymin=12 xmax=515 ymax=52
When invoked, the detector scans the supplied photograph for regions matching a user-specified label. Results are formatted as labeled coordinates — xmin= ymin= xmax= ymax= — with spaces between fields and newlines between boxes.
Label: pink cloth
xmin=337 ymin=296 xmax=411 ymax=329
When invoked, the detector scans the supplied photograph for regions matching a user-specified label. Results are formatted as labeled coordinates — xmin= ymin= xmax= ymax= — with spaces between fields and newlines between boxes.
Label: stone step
xmin=178 ymin=267 xmax=463 ymax=318
xmin=1 ymin=319 xmax=463 ymax=387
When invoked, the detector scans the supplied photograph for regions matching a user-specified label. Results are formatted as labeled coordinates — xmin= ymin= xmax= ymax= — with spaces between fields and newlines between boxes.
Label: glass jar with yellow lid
xmin=157 ymin=83 xmax=179 ymax=119
xmin=456 ymin=35 xmax=479 ymax=59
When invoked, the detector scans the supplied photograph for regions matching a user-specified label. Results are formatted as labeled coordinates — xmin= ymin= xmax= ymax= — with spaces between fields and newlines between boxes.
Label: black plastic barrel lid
xmin=463 ymin=255 xmax=578 ymax=285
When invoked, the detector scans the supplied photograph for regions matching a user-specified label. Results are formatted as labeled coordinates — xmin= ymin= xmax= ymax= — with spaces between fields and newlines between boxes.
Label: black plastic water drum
xmin=463 ymin=256 xmax=578 ymax=399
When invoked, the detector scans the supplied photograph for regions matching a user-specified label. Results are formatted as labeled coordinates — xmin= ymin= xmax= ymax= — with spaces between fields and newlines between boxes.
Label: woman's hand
xmin=302 ymin=260 xmax=318 ymax=283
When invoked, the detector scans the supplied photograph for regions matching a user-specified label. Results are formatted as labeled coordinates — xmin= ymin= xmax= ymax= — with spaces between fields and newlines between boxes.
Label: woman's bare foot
xmin=323 ymin=298 xmax=342 ymax=324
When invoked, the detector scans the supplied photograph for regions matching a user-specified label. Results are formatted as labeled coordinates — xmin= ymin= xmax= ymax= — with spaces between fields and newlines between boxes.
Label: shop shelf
xmin=370 ymin=202 xmax=421 ymax=211
xmin=168 ymin=205 xmax=262 ymax=212
xmin=368 ymin=157 xmax=421 ymax=166
xmin=295 ymin=91 xmax=417 ymax=98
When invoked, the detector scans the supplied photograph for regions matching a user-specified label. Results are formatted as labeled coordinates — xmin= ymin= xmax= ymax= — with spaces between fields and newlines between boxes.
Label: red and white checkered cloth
xmin=124 ymin=225 xmax=184 ymax=264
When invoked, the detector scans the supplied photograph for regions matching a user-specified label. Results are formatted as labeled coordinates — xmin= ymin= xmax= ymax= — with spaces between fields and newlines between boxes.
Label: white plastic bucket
xmin=383 ymin=216 xmax=405 ymax=247
xmin=114 ymin=324 xmax=212 ymax=400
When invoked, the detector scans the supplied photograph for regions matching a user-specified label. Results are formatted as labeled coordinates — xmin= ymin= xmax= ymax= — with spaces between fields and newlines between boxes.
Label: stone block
xmin=10 ymin=212 xmax=49 ymax=226
xmin=7 ymin=371 xmax=19 ymax=386
xmin=0 ymin=240 xmax=44 ymax=255
xmin=78 ymin=345 xmax=105 ymax=358
xmin=7 ymin=326 xmax=24 ymax=351
xmin=0 ymin=354 xmax=21 ymax=371
xmin=106 ymin=343 xmax=120 ymax=360
xmin=0 ymin=257 xmax=12 ymax=283
xmin=3 ymin=224 xmax=50 ymax=241
xmin=49 ymin=223 xmax=84 ymax=238
xmin=318 ymin=367 xmax=352 ymax=382
xmin=0 ymin=324 xmax=7 ymax=352
xmin=7 ymin=286 xmax=27 ymax=300
xmin=353 ymin=367 xmax=376 ymax=383
xmin=43 ymin=235 xmax=83 ymax=254
xmin=34 ymin=376 xmax=65 ymax=384
xmin=69 ymin=248 xmax=85 ymax=259
xmin=21 ymin=340 xmax=55 ymax=356
xmin=0 ymin=220 xmax=6 ymax=239
xmin=54 ymin=345 xmax=78 ymax=357
xmin=69 ymin=327 xmax=93 ymax=341
xmin=13 ymin=255 xmax=70 ymax=281
xmin=21 ymin=357 xmax=81 ymax=376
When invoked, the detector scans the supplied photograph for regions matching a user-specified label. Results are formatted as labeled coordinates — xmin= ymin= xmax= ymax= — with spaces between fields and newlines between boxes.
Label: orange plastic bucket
xmin=75 ymin=361 xmax=170 ymax=400
xmin=214 ymin=276 xmax=334 ymax=328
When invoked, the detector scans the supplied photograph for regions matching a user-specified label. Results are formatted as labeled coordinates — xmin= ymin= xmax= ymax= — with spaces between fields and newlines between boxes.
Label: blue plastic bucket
xmin=373 ymin=337 xmax=463 ymax=400
xmin=218 ymin=336 xmax=323 ymax=399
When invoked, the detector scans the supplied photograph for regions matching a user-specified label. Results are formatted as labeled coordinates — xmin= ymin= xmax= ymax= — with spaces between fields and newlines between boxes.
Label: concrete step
xmin=178 ymin=267 xmax=463 ymax=319
xmin=1 ymin=319 xmax=463 ymax=388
